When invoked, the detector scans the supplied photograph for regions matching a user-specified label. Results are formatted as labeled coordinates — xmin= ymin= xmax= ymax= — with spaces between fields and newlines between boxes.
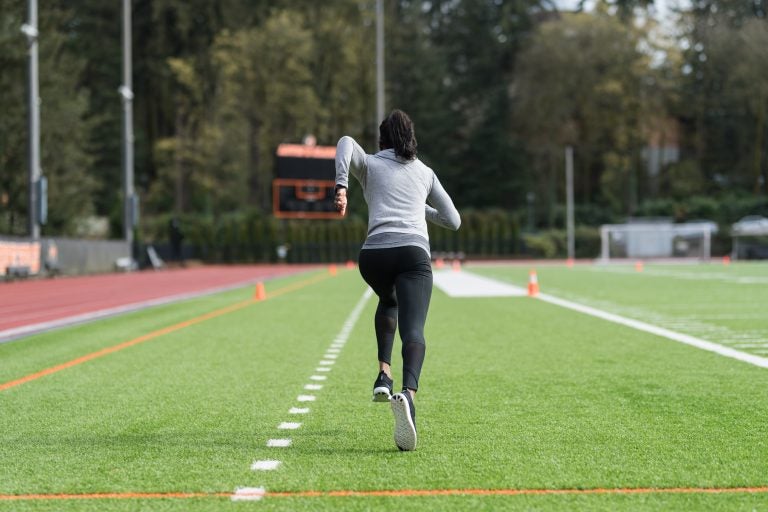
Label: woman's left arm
xmin=426 ymin=175 xmax=461 ymax=230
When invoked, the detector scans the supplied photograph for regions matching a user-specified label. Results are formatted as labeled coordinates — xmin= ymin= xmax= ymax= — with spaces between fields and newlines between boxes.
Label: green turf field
xmin=1 ymin=262 xmax=768 ymax=511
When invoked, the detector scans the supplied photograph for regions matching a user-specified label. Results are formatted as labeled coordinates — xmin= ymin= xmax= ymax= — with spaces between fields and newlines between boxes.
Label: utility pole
xmin=120 ymin=0 xmax=136 ymax=245
xmin=565 ymin=146 xmax=575 ymax=261
xmin=22 ymin=0 xmax=42 ymax=239
xmin=375 ymin=0 xmax=385 ymax=127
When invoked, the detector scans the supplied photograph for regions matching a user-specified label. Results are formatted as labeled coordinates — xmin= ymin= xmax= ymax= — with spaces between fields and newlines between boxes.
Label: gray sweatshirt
xmin=335 ymin=136 xmax=461 ymax=256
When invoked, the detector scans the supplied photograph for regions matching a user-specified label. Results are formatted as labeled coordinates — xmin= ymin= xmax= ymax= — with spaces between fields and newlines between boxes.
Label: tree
xmin=0 ymin=0 xmax=96 ymax=236
xmin=512 ymin=10 xmax=657 ymax=221
xmin=677 ymin=7 xmax=768 ymax=195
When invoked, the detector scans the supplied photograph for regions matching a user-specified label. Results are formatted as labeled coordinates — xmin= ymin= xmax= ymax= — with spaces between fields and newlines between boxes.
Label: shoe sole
xmin=391 ymin=393 xmax=417 ymax=451
xmin=372 ymin=386 xmax=392 ymax=402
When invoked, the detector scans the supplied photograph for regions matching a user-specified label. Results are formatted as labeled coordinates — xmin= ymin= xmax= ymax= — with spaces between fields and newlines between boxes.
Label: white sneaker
xmin=391 ymin=391 xmax=417 ymax=451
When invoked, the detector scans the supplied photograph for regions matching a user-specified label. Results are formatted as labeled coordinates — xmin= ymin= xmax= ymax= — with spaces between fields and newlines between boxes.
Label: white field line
xmin=537 ymin=292 xmax=768 ymax=369
xmin=589 ymin=266 xmax=768 ymax=285
xmin=245 ymin=287 xmax=373 ymax=485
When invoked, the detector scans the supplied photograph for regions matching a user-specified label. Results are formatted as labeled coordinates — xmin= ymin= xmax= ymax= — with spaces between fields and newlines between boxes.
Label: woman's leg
xmin=394 ymin=247 xmax=433 ymax=395
xmin=358 ymin=250 xmax=398 ymax=375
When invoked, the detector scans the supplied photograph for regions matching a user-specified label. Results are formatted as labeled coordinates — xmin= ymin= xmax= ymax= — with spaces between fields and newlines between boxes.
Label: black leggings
xmin=358 ymin=245 xmax=433 ymax=391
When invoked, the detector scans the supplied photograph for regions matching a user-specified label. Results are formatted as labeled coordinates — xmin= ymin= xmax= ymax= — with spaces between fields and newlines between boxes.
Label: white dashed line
xmin=267 ymin=439 xmax=292 ymax=447
xmin=297 ymin=395 xmax=316 ymax=402
xmin=309 ymin=375 xmax=327 ymax=381
xmin=278 ymin=422 xmax=302 ymax=430
xmin=251 ymin=460 xmax=281 ymax=471
xmin=304 ymin=384 xmax=323 ymax=391
xmin=289 ymin=407 xmax=310 ymax=414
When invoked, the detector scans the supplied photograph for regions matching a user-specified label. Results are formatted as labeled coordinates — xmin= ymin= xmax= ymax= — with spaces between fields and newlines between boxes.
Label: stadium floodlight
xmin=118 ymin=85 xmax=134 ymax=101
xmin=20 ymin=23 xmax=38 ymax=40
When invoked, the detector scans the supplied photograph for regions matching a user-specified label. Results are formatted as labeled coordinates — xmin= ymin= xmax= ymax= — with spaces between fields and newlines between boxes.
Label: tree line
xmin=0 ymin=0 xmax=766 ymax=243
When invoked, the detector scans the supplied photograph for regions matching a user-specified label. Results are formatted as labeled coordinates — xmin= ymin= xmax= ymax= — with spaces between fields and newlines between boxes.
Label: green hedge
xmin=139 ymin=209 xmax=607 ymax=263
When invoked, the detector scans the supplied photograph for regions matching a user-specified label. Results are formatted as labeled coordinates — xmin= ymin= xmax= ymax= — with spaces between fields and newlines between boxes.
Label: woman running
xmin=334 ymin=109 xmax=461 ymax=451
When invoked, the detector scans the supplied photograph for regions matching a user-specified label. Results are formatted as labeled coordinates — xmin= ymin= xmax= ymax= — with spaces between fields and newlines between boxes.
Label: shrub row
xmin=141 ymin=209 xmax=606 ymax=263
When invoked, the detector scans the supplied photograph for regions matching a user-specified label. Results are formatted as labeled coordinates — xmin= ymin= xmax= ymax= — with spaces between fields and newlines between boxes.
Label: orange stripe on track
xmin=0 ymin=271 xmax=335 ymax=393
xmin=2 ymin=486 xmax=768 ymax=501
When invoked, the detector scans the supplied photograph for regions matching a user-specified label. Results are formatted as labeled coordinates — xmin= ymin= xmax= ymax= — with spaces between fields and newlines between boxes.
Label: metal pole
xmin=23 ymin=0 xmax=41 ymax=239
xmin=375 ymin=0 xmax=385 ymax=125
xmin=121 ymin=0 xmax=135 ymax=244
xmin=565 ymin=146 xmax=575 ymax=260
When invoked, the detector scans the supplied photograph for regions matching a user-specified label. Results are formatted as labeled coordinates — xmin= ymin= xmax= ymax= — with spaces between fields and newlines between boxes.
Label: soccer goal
xmin=599 ymin=221 xmax=716 ymax=261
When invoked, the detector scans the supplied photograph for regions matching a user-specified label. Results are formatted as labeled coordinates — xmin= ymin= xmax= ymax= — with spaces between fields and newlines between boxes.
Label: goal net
xmin=599 ymin=221 xmax=715 ymax=261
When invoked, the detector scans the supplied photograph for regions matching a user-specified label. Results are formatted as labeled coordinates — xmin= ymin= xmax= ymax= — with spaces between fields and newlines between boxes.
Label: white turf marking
xmin=433 ymin=270 xmax=526 ymax=297
xmin=240 ymin=288 xmax=372 ymax=489
xmin=450 ymin=270 xmax=768 ymax=371
xmin=304 ymin=384 xmax=323 ymax=391
xmin=324 ymin=353 xmax=338 ymax=359
xmin=250 ymin=460 xmax=281 ymax=471
xmin=231 ymin=487 xmax=266 ymax=501
xmin=536 ymin=292 xmax=768 ymax=370
xmin=309 ymin=375 xmax=327 ymax=381
xmin=326 ymin=347 xmax=341 ymax=353
xmin=319 ymin=360 xmax=335 ymax=366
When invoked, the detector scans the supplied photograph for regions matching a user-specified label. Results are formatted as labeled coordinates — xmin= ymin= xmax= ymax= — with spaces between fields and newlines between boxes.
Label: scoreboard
xmin=272 ymin=143 xmax=340 ymax=219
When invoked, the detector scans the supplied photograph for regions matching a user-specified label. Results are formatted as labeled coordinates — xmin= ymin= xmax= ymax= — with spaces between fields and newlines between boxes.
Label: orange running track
xmin=0 ymin=265 xmax=318 ymax=343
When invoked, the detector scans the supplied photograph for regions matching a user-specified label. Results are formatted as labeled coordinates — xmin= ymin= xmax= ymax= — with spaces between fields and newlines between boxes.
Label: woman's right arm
xmin=335 ymin=136 xmax=367 ymax=190
xmin=334 ymin=136 xmax=367 ymax=216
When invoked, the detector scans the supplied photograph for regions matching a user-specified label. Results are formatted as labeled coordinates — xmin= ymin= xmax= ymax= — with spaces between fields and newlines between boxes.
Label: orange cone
xmin=527 ymin=269 xmax=540 ymax=297
xmin=254 ymin=282 xmax=266 ymax=301
xmin=635 ymin=261 xmax=644 ymax=272
xmin=566 ymin=258 xmax=575 ymax=268
xmin=435 ymin=258 xmax=445 ymax=269
xmin=329 ymin=264 xmax=338 ymax=276
xmin=346 ymin=260 xmax=355 ymax=269
xmin=722 ymin=255 xmax=731 ymax=266
xmin=451 ymin=259 xmax=461 ymax=272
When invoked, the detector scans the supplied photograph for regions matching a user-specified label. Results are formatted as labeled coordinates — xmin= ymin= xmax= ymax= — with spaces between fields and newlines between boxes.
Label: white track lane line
xmin=267 ymin=439 xmax=292 ymax=448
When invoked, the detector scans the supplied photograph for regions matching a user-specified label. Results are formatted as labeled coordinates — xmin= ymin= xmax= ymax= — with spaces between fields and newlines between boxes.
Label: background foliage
xmin=0 ymin=0 xmax=766 ymax=258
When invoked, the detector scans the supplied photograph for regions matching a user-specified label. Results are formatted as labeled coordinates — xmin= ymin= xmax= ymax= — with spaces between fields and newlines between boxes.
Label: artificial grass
xmin=2 ymin=263 xmax=767 ymax=511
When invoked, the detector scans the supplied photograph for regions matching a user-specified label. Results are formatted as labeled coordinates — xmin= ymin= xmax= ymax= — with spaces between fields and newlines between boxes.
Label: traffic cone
xmin=722 ymin=255 xmax=731 ymax=266
xmin=346 ymin=260 xmax=355 ymax=269
xmin=635 ymin=261 xmax=644 ymax=272
xmin=566 ymin=258 xmax=575 ymax=268
xmin=435 ymin=257 xmax=445 ymax=269
xmin=254 ymin=282 xmax=266 ymax=301
xmin=452 ymin=259 xmax=461 ymax=272
xmin=329 ymin=264 xmax=338 ymax=276
xmin=527 ymin=269 xmax=539 ymax=297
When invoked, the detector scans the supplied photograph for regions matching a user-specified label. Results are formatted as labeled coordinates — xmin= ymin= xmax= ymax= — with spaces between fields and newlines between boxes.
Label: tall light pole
xmin=375 ymin=0 xmax=385 ymax=126
xmin=120 ymin=0 xmax=136 ymax=245
xmin=565 ymin=146 xmax=575 ymax=261
xmin=22 ymin=0 xmax=42 ymax=239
